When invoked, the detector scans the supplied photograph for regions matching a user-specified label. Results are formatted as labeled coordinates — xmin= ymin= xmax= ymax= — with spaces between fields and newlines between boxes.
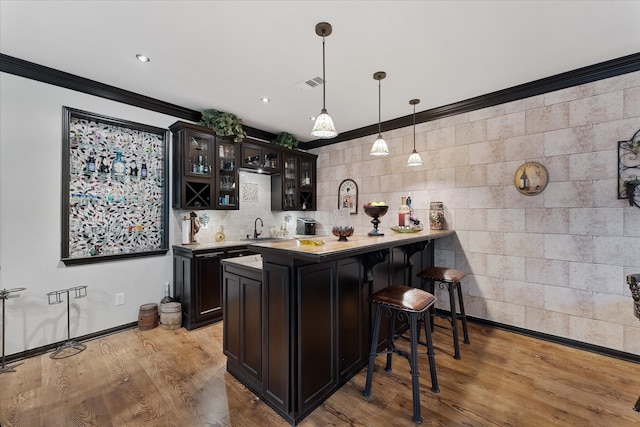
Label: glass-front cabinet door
xmin=299 ymin=156 xmax=315 ymax=210
xmin=215 ymin=138 xmax=238 ymax=209
xmin=241 ymin=141 xmax=281 ymax=173
xmin=185 ymin=133 xmax=213 ymax=178
xmin=283 ymin=154 xmax=298 ymax=210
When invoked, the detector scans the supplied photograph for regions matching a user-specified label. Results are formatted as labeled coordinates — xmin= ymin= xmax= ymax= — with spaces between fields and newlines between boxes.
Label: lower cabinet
xmin=222 ymin=261 xmax=263 ymax=391
xmin=173 ymin=245 xmax=254 ymax=330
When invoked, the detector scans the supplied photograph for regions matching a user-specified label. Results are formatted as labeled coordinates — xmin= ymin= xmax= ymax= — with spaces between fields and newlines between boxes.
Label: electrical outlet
xmin=115 ymin=293 xmax=125 ymax=306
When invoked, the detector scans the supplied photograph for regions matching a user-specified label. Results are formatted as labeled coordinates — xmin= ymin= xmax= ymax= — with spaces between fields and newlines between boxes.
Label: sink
xmin=241 ymin=237 xmax=284 ymax=242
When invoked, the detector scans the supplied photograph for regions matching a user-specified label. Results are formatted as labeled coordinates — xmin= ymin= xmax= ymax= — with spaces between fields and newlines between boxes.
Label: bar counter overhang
xmin=223 ymin=229 xmax=454 ymax=425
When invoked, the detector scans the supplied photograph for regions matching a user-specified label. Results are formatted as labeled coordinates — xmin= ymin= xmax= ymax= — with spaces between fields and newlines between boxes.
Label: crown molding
xmin=301 ymin=52 xmax=640 ymax=150
xmin=0 ymin=53 xmax=277 ymax=142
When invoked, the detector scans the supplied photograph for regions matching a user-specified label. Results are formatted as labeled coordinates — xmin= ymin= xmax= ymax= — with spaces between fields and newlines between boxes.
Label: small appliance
xmin=296 ymin=217 xmax=316 ymax=235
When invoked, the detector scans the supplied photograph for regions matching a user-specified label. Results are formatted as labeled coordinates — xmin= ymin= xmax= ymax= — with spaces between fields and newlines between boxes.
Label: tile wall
xmin=309 ymin=71 xmax=640 ymax=355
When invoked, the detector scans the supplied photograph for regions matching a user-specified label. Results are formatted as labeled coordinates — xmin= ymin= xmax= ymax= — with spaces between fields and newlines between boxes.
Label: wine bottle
xmin=398 ymin=196 xmax=410 ymax=227
xmin=140 ymin=161 xmax=148 ymax=178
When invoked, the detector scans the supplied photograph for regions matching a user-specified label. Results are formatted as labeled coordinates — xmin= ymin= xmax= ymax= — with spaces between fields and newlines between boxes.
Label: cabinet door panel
xmin=336 ymin=257 xmax=365 ymax=378
xmin=196 ymin=255 xmax=222 ymax=320
xmin=297 ymin=263 xmax=335 ymax=413
xmin=263 ymin=263 xmax=290 ymax=412
xmin=223 ymin=272 xmax=240 ymax=362
xmin=241 ymin=276 xmax=262 ymax=381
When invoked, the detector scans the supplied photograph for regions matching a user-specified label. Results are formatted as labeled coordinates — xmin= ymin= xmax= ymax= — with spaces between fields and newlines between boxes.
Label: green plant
xmin=271 ymin=132 xmax=299 ymax=149
xmin=199 ymin=109 xmax=246 ymax=142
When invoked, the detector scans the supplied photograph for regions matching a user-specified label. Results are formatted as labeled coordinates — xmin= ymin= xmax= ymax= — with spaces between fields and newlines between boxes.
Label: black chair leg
xmin=363 ymin=305 xmax=382 ymax=397
xmin=456 ymin=282 xmax=470 ymax=344
xmin=408 ymin=313 xmax=422 ymax=424
xmin=422 ymin=310 xmax=439 ymax=393
xmin=385 ymin=311 xmax=396 ymax=372
xmin=448 ymin=283 xmax=461 ymax=359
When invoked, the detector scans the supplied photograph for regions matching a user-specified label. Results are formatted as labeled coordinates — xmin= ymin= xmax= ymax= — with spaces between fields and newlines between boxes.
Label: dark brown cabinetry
xmin=241 ymin=140 xmax=281 ymax=173
xmin=271 ymin=151 xmax=317 ymax=211
xmin=173 ymin=245 xmax=254 ymax=330
xmin=170 ymin=121 xmax=239 ymax=210
xmin=222 ymin=236 xmax=437 ymax=425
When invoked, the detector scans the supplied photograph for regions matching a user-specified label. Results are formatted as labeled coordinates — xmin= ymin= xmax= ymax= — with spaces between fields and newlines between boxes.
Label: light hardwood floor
xmin=1 ymin=319 xmax=638 ymax=426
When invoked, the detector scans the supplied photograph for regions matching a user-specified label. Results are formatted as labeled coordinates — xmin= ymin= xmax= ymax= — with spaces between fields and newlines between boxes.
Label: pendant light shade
xmin=370 ymin=71 xmax=389 ymax=156
xmin=311 ymin=22 xmax=338 ymax=139
xmin=406 ymin=98 xmax=424 ymax=167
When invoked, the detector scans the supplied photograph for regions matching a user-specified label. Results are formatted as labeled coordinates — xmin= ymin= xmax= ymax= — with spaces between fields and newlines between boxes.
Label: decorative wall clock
xmin=514 ymin=162 xmax=548 ymax=196
xmin=338 ymin=179 xmax=358 ymax=214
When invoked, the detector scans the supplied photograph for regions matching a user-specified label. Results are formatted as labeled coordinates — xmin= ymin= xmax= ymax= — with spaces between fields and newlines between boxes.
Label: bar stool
xmin=363 ymin=285 xmax=439 ymax=424
xmin=417 ymin=267 xmax=470 ymax=359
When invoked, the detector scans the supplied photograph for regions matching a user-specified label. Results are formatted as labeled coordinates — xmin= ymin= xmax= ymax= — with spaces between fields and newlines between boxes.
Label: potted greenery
xmin=271 ymin=132 xmax=299 ymax=149
xmin=199 ymin=109 xmax=246 ymax=142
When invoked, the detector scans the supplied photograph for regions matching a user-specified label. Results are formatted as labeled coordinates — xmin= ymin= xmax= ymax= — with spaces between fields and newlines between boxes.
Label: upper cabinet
xmin=170 ymin=121 xmax=238 ymax=210
xmin=215 ymin=138 xmax=239 ymax=209
xmin=170 ymin=122 xmax=316 ymax=212
xmin=272 ymin=151 xmax=317 ymax=211
xmin=241 ymin=141 xmax=281 ymax=173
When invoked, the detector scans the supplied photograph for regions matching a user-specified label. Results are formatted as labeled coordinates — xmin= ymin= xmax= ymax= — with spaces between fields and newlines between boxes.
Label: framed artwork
xmin=61 ymin=107 xmax=169 ymax=265
xmin=514 ymin=162 xmax=548 ymax=196
xmin=338 ymin=179 xmax=358 ymax=214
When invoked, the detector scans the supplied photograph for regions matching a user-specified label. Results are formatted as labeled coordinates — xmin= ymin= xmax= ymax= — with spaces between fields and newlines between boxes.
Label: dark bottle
xmin=140 ymin=161 xmax=148 ymax=178
xmin=160 ymin=282 xmax=176 ymax=304
xmin=129 ymin=160 xmax=138 ymax=176
xmin=86 ymin=150 xmax=96 ymax=172
xmin=98 ymin=149 xmax=110 ymax=173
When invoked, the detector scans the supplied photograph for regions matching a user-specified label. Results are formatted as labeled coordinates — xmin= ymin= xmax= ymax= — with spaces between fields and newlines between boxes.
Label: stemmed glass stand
xmin=47 ymin=285 xmax=88 ymax=359
xmin=1 ymin=287 xmax=26 ymax=374
xmin=368 ymin=215 xmax=384 ymax=236
xmin=363 ymin=205 xmax=389 ymax=237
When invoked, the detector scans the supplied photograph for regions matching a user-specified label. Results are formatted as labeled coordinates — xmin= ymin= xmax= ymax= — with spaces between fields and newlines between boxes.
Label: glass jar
xmin=429 ymin=202 xmax=445 ymax=230
xmin=332 ymin=208 xmax=354 ymax=241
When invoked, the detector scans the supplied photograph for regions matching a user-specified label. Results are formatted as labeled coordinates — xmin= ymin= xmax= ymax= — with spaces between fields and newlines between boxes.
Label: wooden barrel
xmin=138 ymin=303 xmax=158 ymax=331
xmin=159 ymin=302 xmax=182 ymax=330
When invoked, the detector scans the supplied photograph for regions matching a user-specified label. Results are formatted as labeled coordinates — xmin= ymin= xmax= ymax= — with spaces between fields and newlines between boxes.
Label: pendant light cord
xmin=322 ymin=32 xmax=326 ymax=111
xmin=378 ymin=79 xmax=382 ymax=135
xmin=413 ymin=103 xmax=416 ymax=150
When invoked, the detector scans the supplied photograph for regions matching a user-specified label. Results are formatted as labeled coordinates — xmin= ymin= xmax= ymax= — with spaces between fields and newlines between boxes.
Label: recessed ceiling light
xmin=310 ymin=116 xmax=316 ymax=121
xmin=260 ymin=97 xmax=270 ymax=103
xmin=136 ymin=54 xmax=150 ymax=62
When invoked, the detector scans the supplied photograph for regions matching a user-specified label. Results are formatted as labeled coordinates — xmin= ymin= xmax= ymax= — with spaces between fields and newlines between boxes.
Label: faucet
xmin=254 ymin=217 xmax=263 ymax=239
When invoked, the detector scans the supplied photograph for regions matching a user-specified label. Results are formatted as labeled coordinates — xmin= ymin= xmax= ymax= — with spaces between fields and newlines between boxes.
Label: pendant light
xmin=370 ymin=71 xmax=389 ymax=156
xmin=311 ymin=22 xmax=338 ymax=139
xmin=406 ymin=98 xmax=424 ymax=167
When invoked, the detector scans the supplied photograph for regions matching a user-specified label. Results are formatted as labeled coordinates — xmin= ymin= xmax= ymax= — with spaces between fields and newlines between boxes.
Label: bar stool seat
xmin=363 ymin=285 xmax=439 ymax=424
xmin=417 ymin=267 xmax=470 ymax=359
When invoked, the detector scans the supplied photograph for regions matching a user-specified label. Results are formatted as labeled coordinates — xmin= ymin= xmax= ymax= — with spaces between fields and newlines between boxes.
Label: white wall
xmin=0 ymin=73 xmax=308 ymax=356
xmin=310 ymin=71 xmax=640 ymax=355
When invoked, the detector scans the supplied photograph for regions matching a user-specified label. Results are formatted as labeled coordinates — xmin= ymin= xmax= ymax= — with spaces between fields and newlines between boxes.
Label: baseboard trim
xmin=5 ymin=316 xmax=639 ymax=365
xmin=4 ymin=322 xmax=138 ymax=363
xmin=462 ymin=313 xmax=640 ymax=364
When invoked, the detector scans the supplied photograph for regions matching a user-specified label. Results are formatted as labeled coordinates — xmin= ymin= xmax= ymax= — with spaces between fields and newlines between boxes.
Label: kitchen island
xmin=221 ymin=229 xmax=454 ymax=425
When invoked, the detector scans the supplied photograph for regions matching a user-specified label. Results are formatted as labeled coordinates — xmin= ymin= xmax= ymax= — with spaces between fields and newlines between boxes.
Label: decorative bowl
xmin=331 ymin=226 xmax=354 ymax=242
xmin=363 ymin=205 xmax=389 ymax=218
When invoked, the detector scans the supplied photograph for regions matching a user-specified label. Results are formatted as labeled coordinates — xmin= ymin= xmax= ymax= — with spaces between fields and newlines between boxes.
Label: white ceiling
xmin=2 ymin=1 xmax=639 ymax=143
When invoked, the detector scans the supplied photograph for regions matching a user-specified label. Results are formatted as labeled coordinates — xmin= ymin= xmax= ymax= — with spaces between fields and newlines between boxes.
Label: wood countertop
xmin=246 ymin=229 xmax=455 ymax=262
xmin=220 ymin=254 xmax=263 ymax=272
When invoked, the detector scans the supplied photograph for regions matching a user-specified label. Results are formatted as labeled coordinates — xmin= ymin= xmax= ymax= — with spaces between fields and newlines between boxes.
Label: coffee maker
xmin=296 ymin=217 xmax=316 ymax=235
